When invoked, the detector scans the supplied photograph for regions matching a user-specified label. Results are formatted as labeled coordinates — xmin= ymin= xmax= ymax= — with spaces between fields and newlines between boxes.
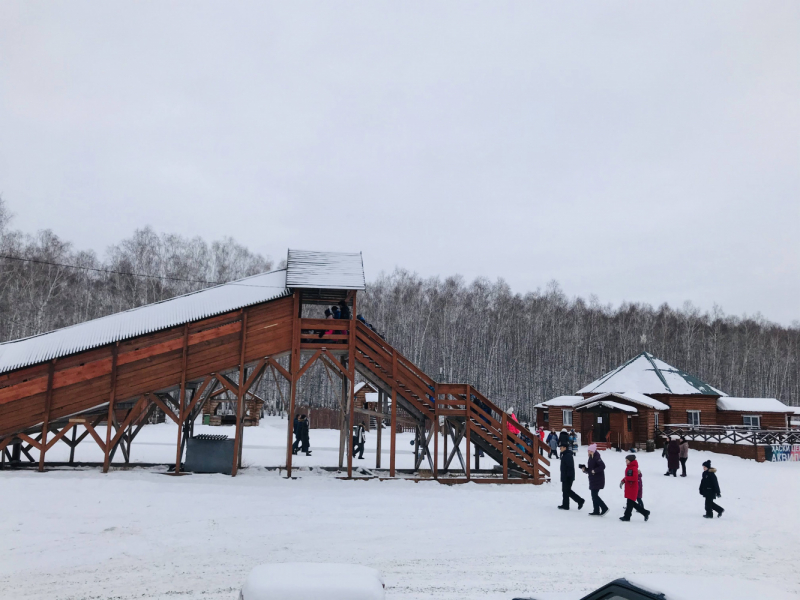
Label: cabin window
xmin=627 ymin=415 xmax=632 ymax=431
xmin=543 ymin=409 xmax=549 ymax=424
xmin=743 ymin=415 xmax=761 ymax=429
xmin=654 ymin=413 xmax=659 ymax=429
xmin=562 ymin=409 xmax=573 ymax=427
xmin=687 ymin=410 xmax=701 ymax=427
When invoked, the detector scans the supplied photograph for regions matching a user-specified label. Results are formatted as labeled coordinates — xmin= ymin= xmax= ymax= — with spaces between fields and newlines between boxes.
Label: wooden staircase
xmin=353 ymin=321 xmax=550 ymax=483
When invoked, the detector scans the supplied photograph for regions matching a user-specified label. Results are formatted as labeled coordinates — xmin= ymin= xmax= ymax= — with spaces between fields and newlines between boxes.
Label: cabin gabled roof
xmin=577 ymin=352 xmax=726 ymax=397
xmin=584 ymin=391 xmax=670 ymax=411
xmin=716 ymin=397 xmax=791 ymax=413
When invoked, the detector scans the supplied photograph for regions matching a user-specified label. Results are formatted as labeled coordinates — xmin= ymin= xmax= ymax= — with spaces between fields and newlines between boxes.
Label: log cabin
xmin=536 ymin=352 xmax=794 ymax=450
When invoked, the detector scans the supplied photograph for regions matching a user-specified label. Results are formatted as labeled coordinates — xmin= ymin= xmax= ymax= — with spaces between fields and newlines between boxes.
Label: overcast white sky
xmin=0 ymin=2 xmax=798 ymax=324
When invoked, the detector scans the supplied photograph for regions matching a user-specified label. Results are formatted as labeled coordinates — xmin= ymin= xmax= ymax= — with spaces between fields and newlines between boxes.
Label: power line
xmin=0 ymin=254 xmax=283 ymax=288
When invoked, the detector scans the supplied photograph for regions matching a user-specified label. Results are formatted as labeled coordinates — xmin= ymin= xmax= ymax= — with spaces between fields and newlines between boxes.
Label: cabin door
xmin=592 ymin=411 xmax=610 ymax=444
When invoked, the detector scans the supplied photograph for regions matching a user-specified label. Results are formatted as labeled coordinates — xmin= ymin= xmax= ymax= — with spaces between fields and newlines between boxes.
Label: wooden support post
xmin=38 ymin=360 xmax=56 ymax=472
xmin=285 ymin=292 xmax=301 ymax=477
xmin=173 ymin=324 xmax=190 ymax=475
xmin=375 ymin=390 xmax=382 ymax=469
xmin=443 ymin=417 xmax=448 ymax=471
xmin=231 ymin=310 xmax=248 ymax=477
xmin=390 ymin=357 xmax=397 ymax=477
xmin=338 ymin=369 xmax=347 ymax=470
xmin=502 ymin=412 xmax=509 ymax=481
xmin=346 ymin=293 xmax=357 ymax=478
xmin=101 ymin=346 xmax=119 ymax=473
xmin=465 ymin=385 xmax=471 ymax=480
xmin=68 ymin=425 xmax=77 ymax=464
xmin=433 ymin=385 xmax=439 ymax=479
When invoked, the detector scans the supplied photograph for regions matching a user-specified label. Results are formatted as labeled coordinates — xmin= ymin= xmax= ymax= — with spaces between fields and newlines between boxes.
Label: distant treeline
xmin=1 ymin=198 xmax=798 ymax=420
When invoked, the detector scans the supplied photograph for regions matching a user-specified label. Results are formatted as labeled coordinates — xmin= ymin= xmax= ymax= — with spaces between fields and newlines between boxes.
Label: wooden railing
xmin=299 ymin=318 xmax=350 ymax=348
xmin=658 ymin=425 xmax=800 ymax=446
xmin=354 ymin=321 xmax=550 ymax=482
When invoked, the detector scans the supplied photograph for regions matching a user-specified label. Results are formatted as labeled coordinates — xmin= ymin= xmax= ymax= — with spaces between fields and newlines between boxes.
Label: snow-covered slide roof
xmin=577 ymin=352 xmax=726 ymax=396
xmin=716 ymin=397 xmax=792 ymax=413
xmin=0 ymin=270 xmax=290 ymax=375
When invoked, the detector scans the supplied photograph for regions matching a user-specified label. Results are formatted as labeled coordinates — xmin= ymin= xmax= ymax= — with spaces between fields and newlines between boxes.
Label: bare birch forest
xmin=1 ymin=198 xmax=798 ymax=420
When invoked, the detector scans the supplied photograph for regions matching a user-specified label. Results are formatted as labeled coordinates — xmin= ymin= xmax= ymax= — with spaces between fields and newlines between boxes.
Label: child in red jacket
xmin=619 ymin=455 xmax=650 ymax=522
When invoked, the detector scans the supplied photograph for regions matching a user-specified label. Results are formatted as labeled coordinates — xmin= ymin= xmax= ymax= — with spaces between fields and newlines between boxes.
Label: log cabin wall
xmin=652 ymin=395 xmax=719 ymax=426
xmin=716 ymin=411 xmax=789 ymax=429
xmin=0 ymin=295 xmax=294 ymax=438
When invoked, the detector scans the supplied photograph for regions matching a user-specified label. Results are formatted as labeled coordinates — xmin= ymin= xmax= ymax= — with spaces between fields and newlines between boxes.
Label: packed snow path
xmin=1 ymin=419 xmax=798 ymax=599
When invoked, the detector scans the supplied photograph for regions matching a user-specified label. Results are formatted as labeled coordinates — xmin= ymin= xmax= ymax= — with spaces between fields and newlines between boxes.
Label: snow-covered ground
xmin=1 ymin=416 xmax=798 ymax=599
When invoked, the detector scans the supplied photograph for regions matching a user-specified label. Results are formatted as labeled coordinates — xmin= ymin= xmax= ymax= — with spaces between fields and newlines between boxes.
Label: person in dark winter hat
xmin=337 ymin=300 xmax=351 ymax=320
xmin=619 ymin=454 xmax=650 ymax=521
xmin=580 ymin=444 xmax=607 ymax=516
xmin=558 ymin=443 xmax=585 ymax=511
xmin=297 ymin=414 xmax=311 ymax=455
xmin=700 ymin=460 xmax=724 ymax=518
xmin=679 ymin=437 xmax=689 ymax=477
xmin=664 ymin=435 xmax=680 ymax=477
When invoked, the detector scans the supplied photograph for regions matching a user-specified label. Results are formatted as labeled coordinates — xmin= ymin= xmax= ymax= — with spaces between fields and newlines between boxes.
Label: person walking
xmin=298 ymin=414 xmax=311 ymax=456
xmin=558 ymin=442 xmax=585 ymax=511
xmin=636 ymin=469 xmax=646 ymax=513
xmin=580 ymin=444 xmax=608 ymax=516
xmin=700 ymin=460 xmax=724 ymax=518
xmin=352 ymin=422 xmax=366 ymax=459
xmin=546 ymin=431 xmax=559 ymax=459
xmin=619 ymin=454 xmax=650 ymax=521
xmin=665 ymin=435 xmax=680 ymax=476
xmin=679 ymin=437 xmax=689 ymax=477
xmin=292 ymin=414 xmax=301 ymax=455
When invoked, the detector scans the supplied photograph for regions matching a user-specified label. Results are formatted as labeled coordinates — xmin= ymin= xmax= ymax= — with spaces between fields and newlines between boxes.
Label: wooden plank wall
xmin=716 ymin=411 xmax=789 ymax=428
xmin=653 ymin=395 xmax=719 ymax=425
xmin=0 ymin=296 xmax=294 ymax=438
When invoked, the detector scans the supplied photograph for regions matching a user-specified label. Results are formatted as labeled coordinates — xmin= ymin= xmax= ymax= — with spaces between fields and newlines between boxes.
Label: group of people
xmin=292 ymin=414 xmax=312 ymax=456
xmin=318 ymin=300 xmax=352 ymax=339
xmin=556 ymin=436 xmax=725 ymax=520
xmin=662 ymin=434 xmax=690 ymax=476
xmin=544 ymin=428 xmax=577 ymax=458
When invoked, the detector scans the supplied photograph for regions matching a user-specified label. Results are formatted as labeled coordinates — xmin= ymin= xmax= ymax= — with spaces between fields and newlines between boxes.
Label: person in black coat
xmin=558 ymin=429 xmax=570 ymax=449
xmin=338 ymin=300 xmax=351 ymax=320
xmin=292 ymin=415 xmax=301 ymax=455
xmin=558 ymin=443 xmax=585 ymax=511
xmin=580 ymin=444 xmax=608 ymax=516
xmin=297 ymin=415 xmax=311 ymax=455
xmin=699 ymin=460 xmax=724 ymax=518
xmin=665 ymin=436 xmax=680 ymax=476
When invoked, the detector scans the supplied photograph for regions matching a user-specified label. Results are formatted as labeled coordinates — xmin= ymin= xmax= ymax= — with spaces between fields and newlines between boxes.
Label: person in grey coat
xmin=679 ymin=437 xmax=689 ymax=477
